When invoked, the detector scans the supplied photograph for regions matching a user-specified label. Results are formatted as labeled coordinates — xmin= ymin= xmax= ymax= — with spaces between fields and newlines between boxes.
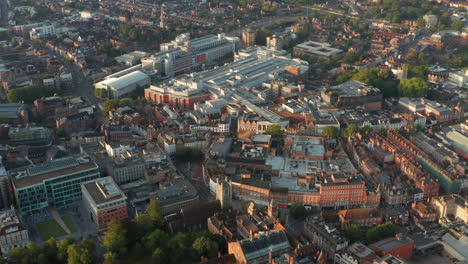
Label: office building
xmin=321 ymin=80 xmax=383 ymax=111
xmin=81 ymin=177 xmax=128 ymax=230
xmin=8 ymin=126 xmax=52 ymax=146
xmin=242 ymin=28 xmax=256 ymax=47
xmin=10 ymin=156 xmax=100 ymax=214
xmin=294 ymin=41 xmax=344 ymax=61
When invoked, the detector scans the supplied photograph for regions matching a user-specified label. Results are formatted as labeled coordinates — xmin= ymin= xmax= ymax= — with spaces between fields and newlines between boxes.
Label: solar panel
xmin=28 ymin=158 xmax=79 ymax=176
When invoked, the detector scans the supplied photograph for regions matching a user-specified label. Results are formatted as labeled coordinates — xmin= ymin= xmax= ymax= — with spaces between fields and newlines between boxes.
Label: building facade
xmin=81 ymin=177 xmax=128 ymax=230
xmin=11 ymin=156 xmax=100 ymax=214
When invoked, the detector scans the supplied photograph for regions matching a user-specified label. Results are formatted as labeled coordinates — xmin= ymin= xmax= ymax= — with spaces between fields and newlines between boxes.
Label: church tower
xmin=216 ymin=177 xmax=232 ymax=209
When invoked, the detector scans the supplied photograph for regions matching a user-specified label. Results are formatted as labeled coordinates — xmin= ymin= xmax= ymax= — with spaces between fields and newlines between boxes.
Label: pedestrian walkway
xmin=49 ymin=205 xmax=71 ymax=234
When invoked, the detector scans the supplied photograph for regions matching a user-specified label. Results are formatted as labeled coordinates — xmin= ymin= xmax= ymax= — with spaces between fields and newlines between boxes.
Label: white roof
xmin=98 ymin=71 xmax=149 ymax=91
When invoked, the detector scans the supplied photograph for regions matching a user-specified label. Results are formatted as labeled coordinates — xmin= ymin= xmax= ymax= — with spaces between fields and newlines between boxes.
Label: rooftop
xmin=82 ymin=176 xmax=126 ymax=205
xmin=11 ymin=156 xmax=98 ymax=189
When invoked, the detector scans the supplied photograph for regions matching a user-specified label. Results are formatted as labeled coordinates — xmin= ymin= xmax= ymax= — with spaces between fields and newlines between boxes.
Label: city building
xmin=107 ymin=154 xmax=145 ymax=185
xmin=228 ymin=230 xmax=291 ymax=264
xmin=0 ymin=209 xmax=29 ymax=255
xmin=150 ymin=178 xmax=199 ymax=215
xmin=56 ymin=112 xmax=94 ymax=135
xmin=338 ymin=208 xmax=383 ymax=230
xmin=10 ymin=156 xmax=100 ymax=214
xmin=423 ymin=14 xmax=438 ymax=28
xmin=242 ymin=28 xmax=256 ymax=47
xmin=293 ymin=41 xmax=344 ymax=61
xmin=303 ymin=216 xmax=349 ymax=256
xmin=431 ymin=195 xmax=467 ymax=224
xmin=94 ymin=70 xmax=150 ymax=99
xmin=81 ymin=177 xmax=128 ymax=230
xmin=8 ymin=126 xmax=52 ymax=146
xmin=34 ymin=96 xmax=66 ymax=118
xmin=369 ymin=235 xmax=414 ymax=260
xmin=145 ymin=46 xmax=308 ymax=110
xmin=335 ymin=243 xmax=377 ymax=264
xmin=0 ymin=104 xmax=29 ymax=125
xmin=321 ymin=80 xmax=383 ymax=111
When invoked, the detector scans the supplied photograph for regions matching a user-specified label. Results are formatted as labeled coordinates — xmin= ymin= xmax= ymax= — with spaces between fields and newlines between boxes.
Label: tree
xmin=103 ymin=219 xmax=127 ymax=257
xmin=7 ymin=85 xmax=62 ymax=104
xmin=322 ymin=126 xmax=340 ymax=138
xmin=146 ymin=200 xmax=164 ymax=228
xmin=451 ymin=20 xmax=464 ymax=32
xmin=103 ymin=99 xmax=120 ymax=114
xmin=398 ymin=77 xmax=429 ymax=97
xmin=94 ymin=88 xmax=107 ymax=98
xmin=192 ymin=237 xmax=219 ymax=259
xmin=343 ymin=124 xmax=360 ymax=138
xmin=152 ymin=248 xmax=167 ymax=263
xmin=265 ymin=124 xmax=284 ymax=139
xmin=366 ymin=222 xmax=396 ymax=243
xmin=143 ymin=229 xmax=169 ymax=250
xmin=175 ymin=146 xmax=203 ymax=162
xmin=345 ymin=224 xmax=362 ymax=242
xmin=289 ymin=203 xmax=307 ymax=219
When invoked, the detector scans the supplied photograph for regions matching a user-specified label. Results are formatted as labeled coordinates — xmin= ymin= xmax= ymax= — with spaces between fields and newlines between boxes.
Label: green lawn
xmin=61 ymin=215 xmax=78 ymax=233
xmin=36 ymin=219 xmax=67 ymax=240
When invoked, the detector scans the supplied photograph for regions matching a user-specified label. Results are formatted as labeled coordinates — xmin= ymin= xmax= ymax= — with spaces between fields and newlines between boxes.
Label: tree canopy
xmin=265 ymin=124 xmax=284 ymax=139
xmin=398 ymin=77 xmax=429 ymax=97
xmin=290 ymin=203 xmax=307 ymax=219
xmin=322 ymin=126 xmax=340 ymax=138
xmin=7 ymin=85 xmax=62 ymax=104
xmin=352 ymin=68 xmax=399 ymax=98
xmin=366 ymin=222 xmax=397 ymax=243
xmin=175 ymin=146 xmax=203 ymax=161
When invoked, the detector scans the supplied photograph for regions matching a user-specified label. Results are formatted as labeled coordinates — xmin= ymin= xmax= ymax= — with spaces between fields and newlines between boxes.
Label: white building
xmin=423 ymin=14 xmax=438 ymax=28
xmin=194 ymin=99 xmax=227 ymax=115
xmin=95 ymin=71 xmax=150 ymax=99
xmin=105 ymin=142 xmax=133 ymax=157
xmin=29 ymin=25 xmax=56 ymax=39
xmin=448 ymin=70 xmax=468 ymax=87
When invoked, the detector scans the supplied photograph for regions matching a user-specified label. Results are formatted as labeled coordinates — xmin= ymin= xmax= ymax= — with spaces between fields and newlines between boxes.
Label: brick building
xmin=338 ymin=208 xmax=383 ymax=230
xmin=81 ymin=176 xmax=128 ymax=230
xmin=369 ymin=235 xmax=414 ymax=260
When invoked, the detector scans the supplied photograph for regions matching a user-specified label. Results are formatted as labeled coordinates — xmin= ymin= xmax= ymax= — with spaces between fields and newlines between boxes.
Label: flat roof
xmin=99 ymin=71 xmax=149 ymax=91
xmin=83 ymin=176 xmax=126 ymax=205
xmin=11 ymin=156 xmax=98 ymax=189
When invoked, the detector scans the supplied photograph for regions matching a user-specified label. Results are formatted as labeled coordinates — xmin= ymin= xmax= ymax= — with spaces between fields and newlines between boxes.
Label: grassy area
xmin=37 ymin=219 xmax=67 ymax=240
xmin=61 ymin=215 xmax=78 ymax=233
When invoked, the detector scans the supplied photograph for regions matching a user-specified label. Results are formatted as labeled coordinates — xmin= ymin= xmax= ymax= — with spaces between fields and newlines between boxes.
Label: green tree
xmin=343 ymin=124 xmax=360 ymax=138
xmin=451 ymin=20 xmax=464 ymax=32
xmin=265 ymin=124 xmax=284 ymax=139
xmin=366 ymin=222 xmax=396 ymax=243
xmin=103 ymin=99 xmax=120 ymax=114
xmin=336 ymin=69 xmax=358 ymax=84
xmin=345 ymin=224 xmax=362 ymax=242
xmin=103 ymin=219 xmax=127 ymax=257
xmin=152 ymin=247 xmax=167 ymax=263
xmin=175 ymin=146 xmax=203 ymax=161
xmin=322 ymin=126 xmax=340 ymax=138
xmin=143 ymin=229 xmax=169 ymax=250
xmin=192 ymin=237 xmax=219 ymax=259
xmin=146 ymin=200 xmax=164 ymax=228
xmin=398 ymin=77 xmax=429 ymax=97
xmin=289 ymin=203 xmax=307 ymax=219
xmin=94 ymin=88 xmax=107 ymax=98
